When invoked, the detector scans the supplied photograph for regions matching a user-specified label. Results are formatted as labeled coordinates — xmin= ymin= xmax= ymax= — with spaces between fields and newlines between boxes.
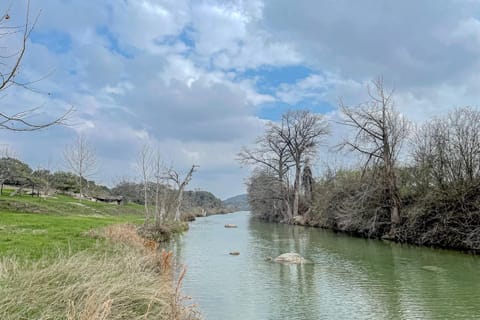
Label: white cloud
xmin=3 ymin=0 xmax=480 ymax=199
xmin=448 ymin=17 xmax=480 ymax=51
xmin=108 ymin=0 xmax=190 ymax=52
xmin=190 ymin=0 xmax=301 ymax=70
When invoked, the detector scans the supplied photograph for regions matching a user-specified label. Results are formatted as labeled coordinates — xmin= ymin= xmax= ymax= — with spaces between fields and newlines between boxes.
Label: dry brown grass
xmin=0 ymin=224 xmax=200 ymax=320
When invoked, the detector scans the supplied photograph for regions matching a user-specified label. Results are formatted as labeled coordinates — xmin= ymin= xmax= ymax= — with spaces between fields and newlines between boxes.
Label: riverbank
xmin=247 ymin=165 xmax=480 ymax=254
xmin=0 ymin=191 xmax=199 ymax=319
xmin=282 ymin=207 xmax=480 ymax=254
xmin=181 ymin=206 xmax=234 ymax=222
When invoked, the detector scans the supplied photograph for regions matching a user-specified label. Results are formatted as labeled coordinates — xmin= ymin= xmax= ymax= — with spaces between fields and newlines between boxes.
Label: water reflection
xmin=171 ymin=212 xmax=480 ymax=319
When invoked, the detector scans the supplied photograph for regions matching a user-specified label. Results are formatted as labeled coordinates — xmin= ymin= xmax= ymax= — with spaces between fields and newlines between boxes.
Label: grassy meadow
xmin=0 ymin=189 xmax=144 ymax=259
xmin=0 ymin=189 xmax=198 ymax=319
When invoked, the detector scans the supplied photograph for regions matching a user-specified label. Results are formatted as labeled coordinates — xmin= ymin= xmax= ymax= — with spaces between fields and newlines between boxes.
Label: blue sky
xmin=2 ymin=0 xmax=480 ymax=198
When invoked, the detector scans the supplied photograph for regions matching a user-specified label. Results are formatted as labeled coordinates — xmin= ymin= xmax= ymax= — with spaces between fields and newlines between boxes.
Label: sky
xmin=1 ymin=0 xmax=480 ymax=199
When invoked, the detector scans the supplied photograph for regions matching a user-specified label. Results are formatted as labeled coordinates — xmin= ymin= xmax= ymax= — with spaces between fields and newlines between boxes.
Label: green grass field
xmin=0 ymin=212 xmax=143 ymax=259
xmin=0 ymin=190 xmax=144 ymax=259
xmin=0 ymin=192 xmax=199 ymax=319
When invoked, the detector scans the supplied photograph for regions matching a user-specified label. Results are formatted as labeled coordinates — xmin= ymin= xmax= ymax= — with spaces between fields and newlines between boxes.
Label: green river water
xmin=170 ymin=211 xmax=480 ymax=319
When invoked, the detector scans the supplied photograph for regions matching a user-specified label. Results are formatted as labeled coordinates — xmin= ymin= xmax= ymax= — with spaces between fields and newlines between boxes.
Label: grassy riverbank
xmin=0 ymin=191 xmax=199 ymax=319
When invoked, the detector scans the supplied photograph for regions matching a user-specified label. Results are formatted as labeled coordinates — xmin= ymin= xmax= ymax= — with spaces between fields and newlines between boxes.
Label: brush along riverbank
xmin=0 ymin=191 xmax=199 ymax=319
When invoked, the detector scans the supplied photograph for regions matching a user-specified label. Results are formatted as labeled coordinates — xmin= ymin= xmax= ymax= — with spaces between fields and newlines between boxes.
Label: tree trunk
xmin=383 ymin=126 xmax=400 ymax=234
xmin=160 ymin=204 xmax=166 ymax=221
xmin=159 ymin=189 xmax=166 ymax=222
xmin=143 ymin=184 xmax=149 ymax=226
xmin=386 ymin=163 xmax=400 ymax=234
xmin=391 ymin=204 xmax=400 ymax=225
xmin=389 ymin=179 xmax=401 ymax=227
xmin=285 ymin=197 xmax=293 ymax=221
xmin=273 ymin=200 xmax=278 ymax=219
xmin=79 ymin=176 xmax=83 ymax=200
xmin=154 ymin=182 xmax=160 ymax=225
xmin=292 ymin=163 xmax=301 ymax=218
xmin=174 ymin=191 xmax=183 ymax=222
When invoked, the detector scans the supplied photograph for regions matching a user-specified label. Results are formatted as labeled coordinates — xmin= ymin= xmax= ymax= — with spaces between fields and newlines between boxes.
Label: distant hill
xmin=183 ymin=190 xmax=230 ymax=215
xmin=223 ymin=194 xmax=250 ymax=211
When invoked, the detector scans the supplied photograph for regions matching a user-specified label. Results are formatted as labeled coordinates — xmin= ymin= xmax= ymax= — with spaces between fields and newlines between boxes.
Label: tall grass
xmin=0 ymin=224 xmax=200 ymax=320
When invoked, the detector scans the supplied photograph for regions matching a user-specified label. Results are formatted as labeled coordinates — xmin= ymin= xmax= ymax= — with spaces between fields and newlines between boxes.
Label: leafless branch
xmin=0 ymin=1 xmax=72 ymax=132
xmin=64 ymin=134 xmax=97 ymax=198
xmin=338 ymin=77 xmax=410 ymax=233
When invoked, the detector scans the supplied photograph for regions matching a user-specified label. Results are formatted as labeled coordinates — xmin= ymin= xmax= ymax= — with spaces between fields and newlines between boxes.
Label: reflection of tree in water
xmin=166 ymin=233 xmax=184 ymax=274
xmin=249 ymin=215 xmax=480 ymax=319
xmin=248 ymin=217 xmax=319 ymax=319
xmin=303 ymin=227 xmax=420 ymax=318
xmin=386 ymin=244 xmax=480 ymax=319
xmin=248 ymin=217 xmax=312 ymax=258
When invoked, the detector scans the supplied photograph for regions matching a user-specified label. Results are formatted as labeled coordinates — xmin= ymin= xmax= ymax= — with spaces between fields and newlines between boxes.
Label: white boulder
xmin=274 ymin=252 xmax=310 ymax=264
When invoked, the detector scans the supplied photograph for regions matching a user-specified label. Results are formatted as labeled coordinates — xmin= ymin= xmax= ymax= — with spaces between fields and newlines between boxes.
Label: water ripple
xmin=170 ymin=212 xmax=480 ymax=320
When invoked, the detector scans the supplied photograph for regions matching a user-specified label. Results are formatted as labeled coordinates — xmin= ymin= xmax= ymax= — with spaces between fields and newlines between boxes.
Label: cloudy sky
xmin=2 ymin=0 xmax=480 ymax=199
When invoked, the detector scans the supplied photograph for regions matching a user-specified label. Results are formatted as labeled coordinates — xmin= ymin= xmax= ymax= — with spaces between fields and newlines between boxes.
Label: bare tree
xmin=339 ymin=78 xmax=410 ymax=234
xmin=167 ymin=165 xmax=198 ymax=221
xmin=137 ymin=145 xmax=153 ymax=226
xmin=407 ymin=107 xmax=480 ymax=250
xmin=246 ymin=168 xmax=283 ymax=221
xmin=0 ymin=144 xmax=19 ymax=158
xmin=274 ymin=110 xmax=330 ymax=218
xmin=34 ymin=157 xmax=53 ymax=196
xmin=413 ymin=107 xmax=480 ymax=192
xmin=238 ymin=124 xmax=294 ymax=221
xmin=240 ymin=109 xmax=329 ymax=221
xmin=64 ymin=134 xmax=97 ymax=199
xmin=152 ymin=148 xmax=167 ymax=225
xmin=0 ymin=1 xmax=72 ymax=131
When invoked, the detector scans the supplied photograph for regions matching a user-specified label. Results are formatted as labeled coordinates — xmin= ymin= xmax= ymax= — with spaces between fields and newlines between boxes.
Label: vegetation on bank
xmin=0 ymin=190 xmax=199 ymax=319
xmin=0 ymin=224 xmax=199 ymax=319
xmin=241 ymin=79 xmax=480 ymax=252
xmin=111 ymin=181 xmax=231 ymax=220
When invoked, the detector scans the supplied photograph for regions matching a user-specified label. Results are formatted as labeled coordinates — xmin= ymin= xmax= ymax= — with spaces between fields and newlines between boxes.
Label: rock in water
xmin=224 ymin=224 xmax=237 ymax=228
xmin=229 ymin=251 xmax=240 ymax=256
xmin=274 ymin=252 xmax=309 ymax=264
xmin=292 ymin=215 xmax=306 ymax=225
xmin=421 ymin=265 xmax=446 ymax=273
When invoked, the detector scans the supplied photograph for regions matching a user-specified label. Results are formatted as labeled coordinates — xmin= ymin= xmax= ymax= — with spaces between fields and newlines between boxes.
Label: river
xmin=170 ymin=211 xmax=480 ymax=319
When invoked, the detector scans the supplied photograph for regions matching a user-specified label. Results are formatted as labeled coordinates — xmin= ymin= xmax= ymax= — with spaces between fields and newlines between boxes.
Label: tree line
xmin=0 ymin=146 xmax=227 ymax=225
xmin=240 ymin=78 xmax=480 ymax=252
xmin=0 ymin=156 xmax=106 ymax=197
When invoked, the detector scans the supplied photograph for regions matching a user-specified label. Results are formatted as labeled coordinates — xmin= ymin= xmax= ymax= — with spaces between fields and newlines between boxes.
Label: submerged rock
xmin=274 ymin=252 xmax=310 ymax=264
xmin=224 ymin=224 xmax=237 ymax=228
xmin=292 ymin=215 xmax=306 ymax=225
xmin=421 ymin=265 xmax=446 ymax=273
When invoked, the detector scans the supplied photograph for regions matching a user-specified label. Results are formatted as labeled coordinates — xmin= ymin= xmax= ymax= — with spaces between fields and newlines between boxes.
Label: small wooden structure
xmin=91 ymin=195 xmax=124 ymax=205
